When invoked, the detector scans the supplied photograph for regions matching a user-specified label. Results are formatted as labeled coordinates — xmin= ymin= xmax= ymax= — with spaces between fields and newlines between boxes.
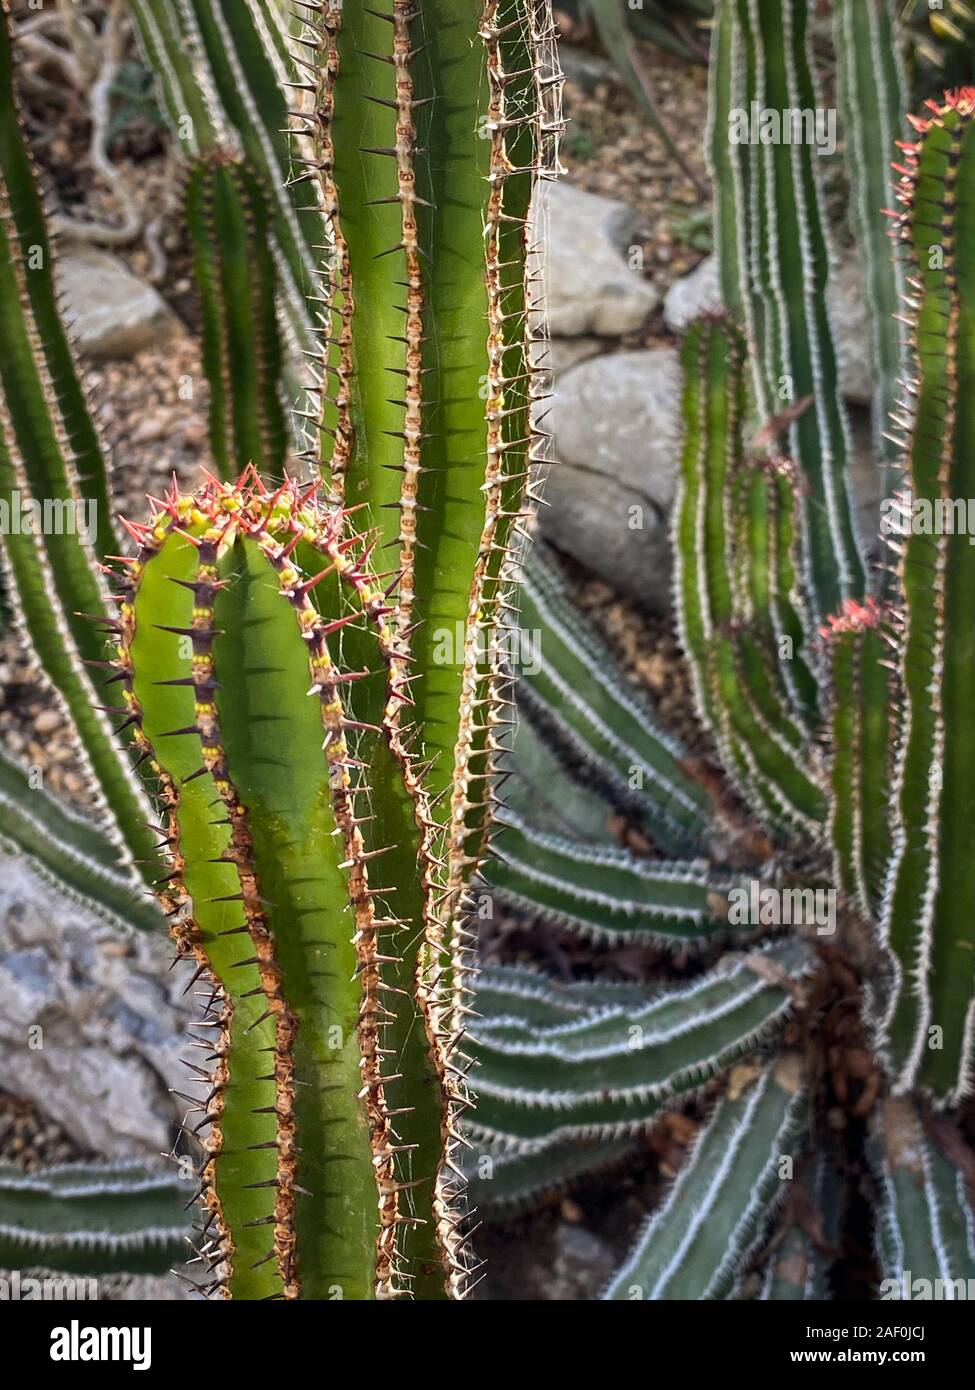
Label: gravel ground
xmin=0 ymin=1092 xmax=95 ymax=1170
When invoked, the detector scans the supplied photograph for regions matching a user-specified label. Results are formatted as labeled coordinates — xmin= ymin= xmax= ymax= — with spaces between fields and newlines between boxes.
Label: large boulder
xmin=539 ymin=347 xmax=683 ymax=612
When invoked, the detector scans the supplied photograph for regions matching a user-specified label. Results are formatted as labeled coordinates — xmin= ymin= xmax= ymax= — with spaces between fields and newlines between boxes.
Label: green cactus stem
xmin=674 ymin=316 xmax=826 ymax=838
xmin=467 ymin=941 xmax=810 ymax=1150
xmin=602 ymin=1055 xmax=807 ymax=1300
xmin=871 ymin=1097 xmax=975 ymax=1293
xmin=877 ymin=90 xmax=975 ymax=1101
xmin=834 ymin=0 xmax=910 ymax=502
xmin=723 ymin=0 xmax=865 ymax=621
xmin=129 ymin=0 xmax=324 ymax=352
xmin=113 ymin=472 xmax=466 ymax=1299
xmin=185 ymin=154 xmax=287 ymax=481
xmin=821 ymin=597 xmax=894 ymax=922
xmin=293 ymin=0 xmax=561 ymax=918
xmin=0 ymin=1162 xmax=189 ymax=1277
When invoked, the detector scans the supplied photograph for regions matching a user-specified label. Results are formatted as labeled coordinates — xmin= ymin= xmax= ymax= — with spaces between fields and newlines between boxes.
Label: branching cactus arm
xmin=294 ymin=0 xmax=561 ymax=897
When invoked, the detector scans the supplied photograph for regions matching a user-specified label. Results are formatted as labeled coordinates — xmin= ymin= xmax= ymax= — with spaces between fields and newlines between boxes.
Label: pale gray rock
xmin=0 ymin=856 xmax=193 ymax=1156
xmin=662 ymin=254 xmax=722 ymax=332
xmin=57 ymin=246 xmax=181 ymax=359
xmin=828 ymin=256 xmax=874 ymax=406
xmin=539 ymin=182 xmax=659 ymax=338
xmin=540 ymin=336 xmax=604 ymax=375
xmin=546 ymin=1222 xmax=617 ymax=1300
xmin=540 ymin=347 xmax=683 ymax=611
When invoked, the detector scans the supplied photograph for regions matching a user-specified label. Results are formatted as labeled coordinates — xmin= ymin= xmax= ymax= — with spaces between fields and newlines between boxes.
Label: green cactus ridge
xmin=466 ymin=938 xmax=811 ymax=1150
xmin=834 ymin=0 xmax=910 ymax=490
xmin=185 ymin=153 xmax=287 ymax=482
xmin=129 ymin=0 xmax=325 ymax=353
xmin=877 ymin=89 xmax=975 ymax=1101
xmin=870 ymin=1097 xmax=975 ymax=1292
xmin=820 ymin=596 xmax=894 ymax=923
xmin=112 ymin=471 xmax=469 ymax=1300
xmin=601 ymin=1055 xmax=807 ymax=1301
xmin=673 ymin=316 xmax=826 ymax=840
xmin=291 ymin=0 xmax=561 ymax=920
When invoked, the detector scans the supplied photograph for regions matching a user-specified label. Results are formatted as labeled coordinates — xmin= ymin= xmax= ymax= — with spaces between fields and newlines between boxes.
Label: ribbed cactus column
xmin=716 ymin=0 xmax=865 ymax=622
xmin=878 ymin=91 xmax=975 ymax=1101
xmin=114 ymin=474 xmax=460 ymax=1298
xmin=130 ymin=0 xmax=324 ymax=350
xmin=821 ymin=598 xmax=893 ymax=922
xmin=286 ymin=0 xmax=561 ymax=1294
xmin=293 ymin=0 xmax=560 ymax=886
xmin=185 ymin=155 xmax=287 ymax=482
xmin=834 ymin=0 xmax=910 ymax=499
xmin=674 ymin=317 xmax=826 ymax=840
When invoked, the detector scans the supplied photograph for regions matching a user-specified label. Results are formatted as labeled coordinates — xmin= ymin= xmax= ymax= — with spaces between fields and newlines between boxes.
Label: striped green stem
xmin=185 ymin=154 xmax=287 ymax=481
xmin=725 ymin=0 xmax=865 ymax=620
xmin=834 ymin=0 xmax=910 ymax=503
xmin=674 ymin=316 xmax=826 ymax=838
xmin=0 ymin=746 xmax=160 ymax=935
xmin=822 ymin=597 xmax=894 ymax=921
xmin=877 ymin=93 xmax=975 ymax=1100
xmin=467 ymin=942 xmax=809 ymax=1150
xmin=116 ymin=474 xmax=463 ymax=1299
xmin=871 ymin=1097 xmax=975 ymax=1295
xmin=0 ymin=1162 xmax=189 ymax=1277
xmin=602 ymin=1055 xmax=806 ymax=1300
xmin=485 ymin=811 xmax=745 ymax=949
xmin=516 ymin=546 xmax=712 ymax=855
xmin=129 ymin=0 xmax=323 ymax=352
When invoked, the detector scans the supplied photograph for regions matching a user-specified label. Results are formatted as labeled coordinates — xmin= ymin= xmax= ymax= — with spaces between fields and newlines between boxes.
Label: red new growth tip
xmin=819 ymin=597 xmax=882 ymax=639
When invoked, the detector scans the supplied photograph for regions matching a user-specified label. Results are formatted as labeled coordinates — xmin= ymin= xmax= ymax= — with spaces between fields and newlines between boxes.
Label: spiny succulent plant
xmin=184 ymin=154 xmax=288 ymax=483
xmin=0 ymin=0 xmax=562 ymax=1299
xmin=468 ymin=1 xmax=975 ymax=1302
xmin=129 ymin=0 xmax=323 ymax=354
xmin=108 ymin=470 xmax=472 ymax=1300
